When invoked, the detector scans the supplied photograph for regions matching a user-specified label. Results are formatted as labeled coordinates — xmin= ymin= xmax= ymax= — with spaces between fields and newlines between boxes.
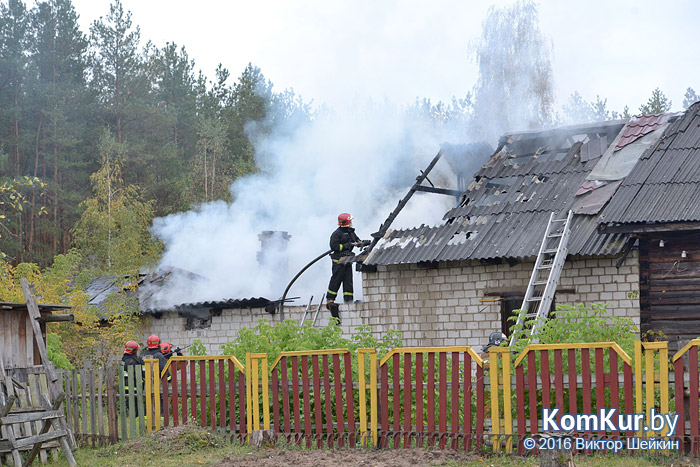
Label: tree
xmin=27 ymin=0 xmax=90 ymax=259
xmin=639 ymin=87 xmax=672 ymax=114
xmin=683 ymin=87 xmax=698 ymax=110
xmin=72 ymin=131 xmax=161 ymax=275
xmin=560 ymin=91 xmax=593 ymax=124
xmin=88 ymin=0 xmax=146 ymax=144
xmin=471 ymin=0 xmax=554 ymax=142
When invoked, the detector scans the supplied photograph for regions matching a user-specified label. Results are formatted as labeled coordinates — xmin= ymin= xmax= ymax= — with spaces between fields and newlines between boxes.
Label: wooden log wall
xmin=640 ymin=231 xmax=700 ymax=351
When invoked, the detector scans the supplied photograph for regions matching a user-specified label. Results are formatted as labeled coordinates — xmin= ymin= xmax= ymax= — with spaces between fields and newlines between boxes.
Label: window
xmin=500 ymin=296 xmax=556 ymax=337
xmin=185 ymin=316 xmax=211 ymax=331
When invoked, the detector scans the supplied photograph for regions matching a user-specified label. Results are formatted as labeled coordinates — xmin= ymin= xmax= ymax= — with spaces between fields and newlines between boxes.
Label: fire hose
xmin=278 ymin=249 xmax=332 ymax=319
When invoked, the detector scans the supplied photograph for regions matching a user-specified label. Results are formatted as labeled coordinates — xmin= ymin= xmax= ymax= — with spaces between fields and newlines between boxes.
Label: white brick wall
xmin=141 ymin=251 xmax=640 ymax=353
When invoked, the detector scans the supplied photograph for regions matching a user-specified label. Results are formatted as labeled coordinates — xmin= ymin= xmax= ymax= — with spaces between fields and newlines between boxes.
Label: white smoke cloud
xmin=149 ymin=101 xmax=479 ymax=307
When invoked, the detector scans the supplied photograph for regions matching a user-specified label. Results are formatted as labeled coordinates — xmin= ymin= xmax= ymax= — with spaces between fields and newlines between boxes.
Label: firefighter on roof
xmin=326 ymin=213 xmax=370 ymax=323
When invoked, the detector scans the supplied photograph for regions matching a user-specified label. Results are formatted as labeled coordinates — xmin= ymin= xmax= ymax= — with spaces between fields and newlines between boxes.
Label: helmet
xmin=147 ymin=334 xmax=161 ymax=349
xmin=338 ymin=213 xmax=353 ymax=227
xmin=160 ymin=342 xmax=172 ymax=354
xmin=482 ymin=332 xmax=507 ymax=352
xmin=124 ymin=340 xmax=139 ymax=355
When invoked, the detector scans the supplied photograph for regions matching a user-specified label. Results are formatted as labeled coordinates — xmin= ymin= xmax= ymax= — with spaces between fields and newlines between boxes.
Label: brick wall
xmin=360 ymin=251 xmax=640 ymax=350
xmin=141 ymin=251 xmax=640 ymax=353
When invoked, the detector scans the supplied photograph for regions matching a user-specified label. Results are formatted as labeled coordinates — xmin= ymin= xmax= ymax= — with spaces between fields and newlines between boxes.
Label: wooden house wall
xmin=0 ymin=309 xmax=38 ymax=369
xmin=640 ymin=231 xmax=700 ymax=350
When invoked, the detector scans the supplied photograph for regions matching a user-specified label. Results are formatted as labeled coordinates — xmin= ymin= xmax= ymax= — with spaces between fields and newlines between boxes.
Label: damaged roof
xmin=600 ymin=102 xmax=700 ymax=228
xmin=365 ymin=120 xmax=639 ymax=266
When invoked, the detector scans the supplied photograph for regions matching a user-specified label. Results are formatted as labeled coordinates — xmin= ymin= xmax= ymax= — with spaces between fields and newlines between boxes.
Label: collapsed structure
xmin=101 ymin=103 xmax=700 ymax=354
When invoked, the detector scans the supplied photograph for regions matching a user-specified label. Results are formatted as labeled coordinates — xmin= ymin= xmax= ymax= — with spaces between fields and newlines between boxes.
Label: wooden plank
xmin=190 ymin=361 xmax=197 ymax=425
xmin=476 ymin=364 xmax=484 ymax=450
xmin=238 ymin=370 xmax=246 ymax=436
xmin=427 ymin=352 xmax=435 ymax=448
xmin=229 ymin=361 xmax=236 ymax=433
xmin=271 ymin=366 xmax=279 ymax=434
xmin=392 ymin=353 xmax=400 ymax=449
xmin=281 ymin=357 xmax=290 ymax=434
xmin=450 ymin=352 xmax=459 ymax=450
xmin=380 ymin=363 xmax=388 ymax=449
xmin=162 ymin=365 xmax=170 ymax=428
xmin=218 ymin=360 xmax=225 ymax=429
xmin=403 ymin=353 xmax=411 ymax=448
xmin=463 ymin=352 xmax=472 ymax=451
xmin=567 ymin=349 xmax=577 ymax=415
xmin=97 ymin=369 xmax=105 ymax=445
xmin=301 ymin=356 xmax=311 ymax=448
xmin=127 ymin=366 xmax=136 ymax=438
xmin=80 ymin=369 xmax=88 ymax=439
xmin=608 ymin=350 xmax=619 ymax=438
xmin=527 ymin=352 xmax=537 ymax=442
xmin=135 ymin=366 xmax=144 ymax=436
xmin=541 ymin=351 xmax=551 ymax=409
xmin=89 ymin=370 xmax=97 ymax=446
xmin=199 ymin=361 xmax=206 ymax=427
xmin=323 ymin=355 xmax=333 ymax=448
xmin=118 ymin=366 xmax=126 ymax=440
xmin=674 ymin=357 xmax=685 ymax=452
xmin=312 ymin=355 xmax=322 ymax=449
xmin=516 ymin=365 xmax=526 ymax=454
xmin=182 ymin=360 xmax=189 ymax=424
xmin=690 ymin=349 xmax=699 ymax=456
xmin=554 ymin=350 xmax=564 ymax=420
xmin=171 ymin=361 xmax=179 ymax=427
xmin=208 ymin=360 xmax=216 ymax=430
xmin=291 ymin=356 xmax=301 ymax=439
xmin=416 ymin=353 xmax=424 ymax=447
xmin=13 ymin=429 xmax=68 ymax=450
xmin=438 ymin=352 xmax=447 ymax=449
xmin=333 ymin=353 xmax=344 ymax=448
xmin=106 ymin=367 xmax=118 ymax=444
xmin=343 ymin=352 xmax=355 ymax=447
xmin=1 ymin=410 xmax=64 ymax=424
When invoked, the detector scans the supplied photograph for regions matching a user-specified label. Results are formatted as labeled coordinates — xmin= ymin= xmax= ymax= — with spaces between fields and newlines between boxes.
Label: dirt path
xmin=217 ymin=448 xmax=481 ymax=467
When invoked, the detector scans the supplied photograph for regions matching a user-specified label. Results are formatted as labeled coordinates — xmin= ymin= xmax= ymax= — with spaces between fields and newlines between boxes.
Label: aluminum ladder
xmin=509 ymin=210 xmax=574 ymax=346
xmin=299 ymin=294 xmax=324 ymax=327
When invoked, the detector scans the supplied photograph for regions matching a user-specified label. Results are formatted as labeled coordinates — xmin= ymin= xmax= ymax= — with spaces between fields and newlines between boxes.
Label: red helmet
xmin=124 ymin=340 xmax=139 ymax=355
xmin=147 ymin=334 xmax=161 ymax=349
xmin=338 ymin=213 xmax=353 ymax=227
xmin=160 ymin=342 xmax=172 ymax=354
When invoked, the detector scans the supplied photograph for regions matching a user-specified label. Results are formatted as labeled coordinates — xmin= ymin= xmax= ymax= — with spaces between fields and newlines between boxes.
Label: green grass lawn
xmin=39 ymin=426 xmax=699 ymax=467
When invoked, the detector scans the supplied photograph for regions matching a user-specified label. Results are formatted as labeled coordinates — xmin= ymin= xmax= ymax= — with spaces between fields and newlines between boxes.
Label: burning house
xmin=358 ymin=107 xmax=699 ymax=352
xmin=129 ymin=103 xmax=700 ymax=355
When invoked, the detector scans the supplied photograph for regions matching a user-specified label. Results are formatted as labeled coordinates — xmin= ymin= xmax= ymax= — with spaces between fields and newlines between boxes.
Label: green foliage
xmin=683 ymin=87 xmax=698 ymax=110
xmin=188 ymin=338 xmax=207 ymax=356
xmin=639 ymin=87 xmax=672 ymax=114
xmin=220 ymin=319 xmax=402 ymax=362
xmin=47 ymin=332 xmax=73 ymax=369
xmin=508 ymin=302 xmax=638 ymax=356
xmin=72 ymin=131 xmax=162 ymax=275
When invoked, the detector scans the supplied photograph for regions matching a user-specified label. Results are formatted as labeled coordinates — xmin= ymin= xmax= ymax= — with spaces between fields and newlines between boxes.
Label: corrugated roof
xmin=600 ymin=102 xmax=700 ymax=226
xmin=143 ymin=297 xmax=272 ymax=314
xmin=365 ymin=121 xmax=629 ymax=266
xmin=614 ymin=113 xmax=674 ymax=151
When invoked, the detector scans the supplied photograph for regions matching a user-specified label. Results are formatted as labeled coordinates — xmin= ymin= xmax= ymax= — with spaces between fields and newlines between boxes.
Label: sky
xmin=64 ymin=0 xmax=700 ymax=114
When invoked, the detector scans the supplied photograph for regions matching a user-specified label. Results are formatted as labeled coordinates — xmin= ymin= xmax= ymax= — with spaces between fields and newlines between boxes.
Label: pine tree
xmin=683 ymin=87 xmax=698 ymax=110
xmin=639 ymin=87 xmax=672 ymax=114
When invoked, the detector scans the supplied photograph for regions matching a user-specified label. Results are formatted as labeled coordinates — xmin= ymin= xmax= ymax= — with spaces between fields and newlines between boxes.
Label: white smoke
xmin=149 ymin=102 xmax=476 ymax=307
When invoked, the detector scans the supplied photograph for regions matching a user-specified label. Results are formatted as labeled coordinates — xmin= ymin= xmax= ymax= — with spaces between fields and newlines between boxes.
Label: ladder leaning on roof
xmin=509 ymin=210 xmax=574 ymax=346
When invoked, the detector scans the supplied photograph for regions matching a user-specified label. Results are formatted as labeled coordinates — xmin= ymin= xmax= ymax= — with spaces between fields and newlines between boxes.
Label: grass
xmin=39 ymin=426 xmax=700 ymax=467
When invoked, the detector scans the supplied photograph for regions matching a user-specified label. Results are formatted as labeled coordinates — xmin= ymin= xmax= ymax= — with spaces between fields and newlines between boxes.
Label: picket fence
xmin=52 ymin=339 xmax=700 ymax=456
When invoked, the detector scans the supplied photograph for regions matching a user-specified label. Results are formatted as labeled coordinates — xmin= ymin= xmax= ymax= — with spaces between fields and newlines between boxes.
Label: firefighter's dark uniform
xmin=121 ymin=353 xmax=143 ymax=414
xmin=326 ymin=226 xmax=361 ymax=303
xmin=144 ymin=347 xmax=169 ymax=379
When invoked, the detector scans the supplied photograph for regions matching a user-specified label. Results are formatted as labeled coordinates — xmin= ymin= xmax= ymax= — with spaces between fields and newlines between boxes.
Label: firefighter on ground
xmin=160 ymin=342 xmax=184 ymax=360
xmin=325 ymin=213 xmax=370 ymax=323
xmin=144 ymin=334 xmax=169 ymax=377
xmin=122 ymin=340 xmax=144 ymax=414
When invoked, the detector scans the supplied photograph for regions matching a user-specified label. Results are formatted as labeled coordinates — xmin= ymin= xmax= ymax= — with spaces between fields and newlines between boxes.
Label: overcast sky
xmin=66 ymin=0 xmax=699 ymax=116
